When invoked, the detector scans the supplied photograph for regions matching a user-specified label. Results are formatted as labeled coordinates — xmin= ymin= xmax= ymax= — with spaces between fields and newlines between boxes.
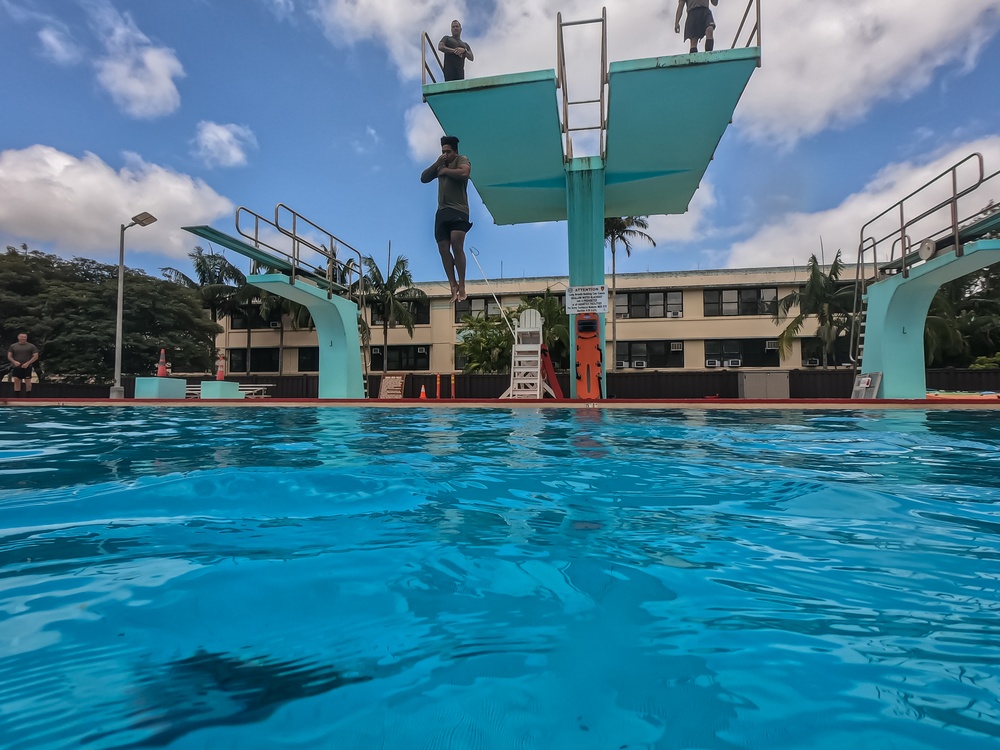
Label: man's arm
xmin=6 ymin=349 xmax=16 ymax=366
xmin=437 ymin=159 xmax=471 ymax=181
xmin=421 ymin=156 xmax=445 ymax=183
xmin=25 ymin=348 xmax=39 ymax=367
xmin=464 ymin=43 xmax=474 ymax=62
xmin=438 ymin=37 xmax=458 ymax=55
xmin=675 ymin=0 xmax=685 ymax=33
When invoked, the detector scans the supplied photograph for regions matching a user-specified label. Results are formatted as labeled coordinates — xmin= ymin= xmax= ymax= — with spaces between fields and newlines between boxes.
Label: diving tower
xmin=421 ymin=4 xmax=762 ymax=397
xmin=851 ymin=153 xmax=1000 ymax=399
xmin=184 ymin=205 xmax=367 ymax=399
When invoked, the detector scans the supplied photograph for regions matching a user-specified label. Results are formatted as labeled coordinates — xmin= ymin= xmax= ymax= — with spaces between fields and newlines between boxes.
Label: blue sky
xmin=2 ymin=0 xmax=1000 ymax=285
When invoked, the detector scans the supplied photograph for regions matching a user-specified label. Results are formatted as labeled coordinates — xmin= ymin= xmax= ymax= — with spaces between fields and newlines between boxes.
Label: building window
xmin=614 ymin=341 xmax=684 ymax=368
xmin=370 ymin=345 xmax=431 ymax=371
xmin=704 ymin=288 xmax=777 ymax=317
xmin=228 ymin=349 xmax=247 ymax=373
xmin=614 ymin=290 xmax=683 ymax=318
xmin=370 ymin=299 xmax=430 ymax=326
xmin=705 ymin=339 xmax=780 ymax=367
xmin=249 ymin=347 xmax=280 ymax=372
xmin=297 ymin=347 xmax=319 ymax=372
xmin=455 ymin=296 xmax=501 ymax=323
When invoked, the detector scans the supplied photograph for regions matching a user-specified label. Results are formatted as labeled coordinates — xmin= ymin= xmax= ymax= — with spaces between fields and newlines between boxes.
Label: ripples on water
xmin=1 ymin=406 xmax=999 ymax=749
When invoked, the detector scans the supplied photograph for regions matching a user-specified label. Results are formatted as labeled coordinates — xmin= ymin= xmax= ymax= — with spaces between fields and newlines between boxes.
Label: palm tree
xmin=604 ymin=217 xmax=655 ymax=370
xmin=161 ymin=246 xmax=247 ymax=322
xmin=773 ymin=251 xmax=855 ymax=368
xmin=361 ymin=253 xmax=427 ymax=372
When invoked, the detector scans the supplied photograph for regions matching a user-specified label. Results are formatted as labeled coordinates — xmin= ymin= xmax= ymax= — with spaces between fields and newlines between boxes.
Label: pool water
xmin=1 ymin=406 xmax=998 ymax=749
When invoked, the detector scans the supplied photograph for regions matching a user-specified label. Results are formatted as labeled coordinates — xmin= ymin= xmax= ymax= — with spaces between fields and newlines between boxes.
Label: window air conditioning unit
xmin=765 ymin=340 xmax=779 ymax=351
xmin=615 ymin=360 xmax=629 ymax=368
xmin=417 ymin=347 xmax=427 ymax=354
xmin=724 ymin=359 xmax=743 ymax=368
xmin=633 ymin=361 xmax=647 ymax=369
xmin=616 ymin=312 xmax=630 ymax=319
xmin=803 ymin=358 xmax=820 ymax=367
xmin=705 ymin=359 xmax=721 ymax=368
xmin=666 ymin=311 xmax=683 ymax=318
xmin=371 ymin=347 xmax=382 ymax=355
xmin=269 ymin=321 xmax=282 ymax=328
xmin=670 ymin=342 xmax=684 ymax=352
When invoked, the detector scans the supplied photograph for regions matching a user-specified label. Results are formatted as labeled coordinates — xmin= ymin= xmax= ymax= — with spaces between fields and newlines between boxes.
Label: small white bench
xmin=238 ymin=384 xmax=274 ymax=399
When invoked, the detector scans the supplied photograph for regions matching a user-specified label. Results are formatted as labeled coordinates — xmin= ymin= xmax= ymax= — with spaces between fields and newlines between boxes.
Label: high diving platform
xmin=421 ymin=4 xmax=762 ymax=397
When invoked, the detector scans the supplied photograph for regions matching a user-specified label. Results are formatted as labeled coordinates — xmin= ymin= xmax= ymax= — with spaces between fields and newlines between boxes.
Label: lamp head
xmin=132 ymin=211 xmax=157 ymax=227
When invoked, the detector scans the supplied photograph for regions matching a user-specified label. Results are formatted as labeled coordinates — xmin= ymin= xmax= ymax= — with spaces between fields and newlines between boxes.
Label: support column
xmin=566 ymin=156 xmax=607 ymax=398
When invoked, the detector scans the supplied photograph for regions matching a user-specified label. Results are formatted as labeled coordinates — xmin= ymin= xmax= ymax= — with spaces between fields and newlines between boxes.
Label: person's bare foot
xmin=457 ymin=285 xmax=467 ymax=301
xmin=450 ymin=284 xmax=459 ymax=303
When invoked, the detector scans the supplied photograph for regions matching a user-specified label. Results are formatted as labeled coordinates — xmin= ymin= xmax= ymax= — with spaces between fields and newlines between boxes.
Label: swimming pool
xmin=1 ymin=406 xmax=998 ymax=749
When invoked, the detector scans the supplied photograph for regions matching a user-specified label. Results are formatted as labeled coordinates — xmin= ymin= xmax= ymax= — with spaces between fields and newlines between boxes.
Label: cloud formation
xmin=0 ymin=146 xmax=233 ymax=260
xmin=37 ymin=26 xmax=83 ymax=65
xmin=88 ymin=0 xmax=185 ymax=119
xmin=261 ymin=0 xmax=294 ymax=19
xmin=309 ymin=0 xmax=1000 ymax=150
xmin=192 ymin=122 xmax=259 ymax=168
xmin=723 ymin=137 xmax=1000 ymax=269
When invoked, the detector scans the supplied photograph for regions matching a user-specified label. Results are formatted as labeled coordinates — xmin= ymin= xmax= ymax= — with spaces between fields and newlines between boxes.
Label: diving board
xmin=604 ymin=48 xmax=759 ymax=217
xmin=423 ymin=70 xmax=567 ymax=225
xmin=862 ymin=239 xmax=1000 ymax=399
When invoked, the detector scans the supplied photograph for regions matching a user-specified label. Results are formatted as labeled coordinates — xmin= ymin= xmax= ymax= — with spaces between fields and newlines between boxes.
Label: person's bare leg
xmin=12 ymin=376 xmax=22 ymax=395
xmin=451 ymin=230 xmax=468 ymax=300
xmin=705 ymin=25 xmax=715 ymax=51
xmin=438 ymin=240 xmax=459 ymax=301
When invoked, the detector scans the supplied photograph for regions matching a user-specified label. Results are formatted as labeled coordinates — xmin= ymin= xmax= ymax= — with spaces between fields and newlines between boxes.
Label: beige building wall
xmin=215 ymin=266 xmax=820 ymax=375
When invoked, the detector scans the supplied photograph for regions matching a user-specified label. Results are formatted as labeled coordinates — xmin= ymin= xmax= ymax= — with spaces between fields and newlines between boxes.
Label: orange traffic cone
xmin=156 ymin=349 xmax=167 ymax=377
xmin=216 ymin=353 xmax=226 ymax=381
xmin=419 ymin=384 xmax=427 ymax=399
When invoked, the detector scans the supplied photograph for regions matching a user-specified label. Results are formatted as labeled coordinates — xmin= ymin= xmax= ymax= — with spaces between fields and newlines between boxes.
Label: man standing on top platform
xmin=438 ymin=19 xmax=474 ymax=81
xmin=675 ymin=0 xmax=718 ymax=53
xmin=421 ymin=136 xmax=473 ymax=303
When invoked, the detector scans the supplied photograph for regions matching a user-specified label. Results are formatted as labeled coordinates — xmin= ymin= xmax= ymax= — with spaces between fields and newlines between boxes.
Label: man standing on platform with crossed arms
xmin=675 ymin=0 xmax=719 ymax=53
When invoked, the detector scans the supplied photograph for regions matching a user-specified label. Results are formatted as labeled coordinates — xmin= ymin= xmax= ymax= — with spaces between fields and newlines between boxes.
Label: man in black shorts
xmin=438 ymin=19 xmax=474 ymax=82
xmin=421 ymin=135 xmax=473 ymax=302
xmin=675 ymin=0 xmax=718 ymax=53
xmin=7 ymin=333 xmax=39 ymax=397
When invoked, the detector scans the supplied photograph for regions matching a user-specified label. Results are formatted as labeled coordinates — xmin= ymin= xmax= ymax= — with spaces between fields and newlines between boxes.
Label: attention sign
xmin=566 ymin=285 xmax=609 ymax=314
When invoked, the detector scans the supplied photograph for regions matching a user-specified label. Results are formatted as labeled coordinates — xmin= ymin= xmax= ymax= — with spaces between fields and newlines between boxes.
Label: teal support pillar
xmin=247 ymin=274 xmax=365 ymax=399
xmin=566 ymin=156 xmax=607 ymax=399
xmin=862 ymin=239 xmax=1000 ymax=398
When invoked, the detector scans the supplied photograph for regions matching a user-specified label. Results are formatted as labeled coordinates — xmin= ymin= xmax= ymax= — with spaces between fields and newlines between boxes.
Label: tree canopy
xmin=2 ymin=247 xmax=220 ymax=382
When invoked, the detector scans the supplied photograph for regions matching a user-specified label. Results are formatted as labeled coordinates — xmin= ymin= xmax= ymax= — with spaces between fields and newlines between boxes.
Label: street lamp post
xmin=110 ymin=211 xmax=158 ymax=399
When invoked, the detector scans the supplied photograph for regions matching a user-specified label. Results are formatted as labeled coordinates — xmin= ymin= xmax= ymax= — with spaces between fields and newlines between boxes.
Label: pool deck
xmin=2 ymin=398 xmax=999 ymax=410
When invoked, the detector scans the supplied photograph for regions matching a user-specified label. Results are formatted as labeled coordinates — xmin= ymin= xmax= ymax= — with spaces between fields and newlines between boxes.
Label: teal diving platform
xmin=422 ymin=47 xmax=759 ymax=225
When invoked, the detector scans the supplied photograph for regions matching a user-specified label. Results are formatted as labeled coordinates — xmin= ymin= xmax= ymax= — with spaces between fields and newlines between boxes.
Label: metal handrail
xmin=732 ymin=0 xmax=762 ymax=56
xmin=421 ymin=32 xmax=444 ymax=87
xmin=849 ymin=152 xmax=1000 ymax=363
xmin=555 ymin=7 xmax=608 ymax=161
xmin=235 ymin=206 xmax=335 ymax=290
xmin=274 ymin=204 xmax=364 ymax=293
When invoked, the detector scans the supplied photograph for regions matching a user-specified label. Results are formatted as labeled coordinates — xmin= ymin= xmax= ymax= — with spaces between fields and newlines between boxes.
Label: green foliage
xmin=924 ymin=266 xmax=1000 ymax=367
xmin=970 ymin=353 xmax=1000 ymax=370
xmin=456 ymin=314 xmax=513 ymax=373
xmin=361 ymin=253 xmax=426 ymax=372
xmin=161 ymin=245 xmax=248 ymax=322
xmin=774 ymin=251 xmax=855 ymax=367
xmin=2 ymin=247 xmax=220 ymax=382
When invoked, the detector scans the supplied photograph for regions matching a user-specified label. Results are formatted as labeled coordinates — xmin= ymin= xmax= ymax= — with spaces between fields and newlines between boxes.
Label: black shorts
xmin=685 ymin=6 xmax=716 ymax=41
xmin=435 ymin=208 xmax=473 ymax=242
xmin=11 ymin=365 xmax=32 ymax=380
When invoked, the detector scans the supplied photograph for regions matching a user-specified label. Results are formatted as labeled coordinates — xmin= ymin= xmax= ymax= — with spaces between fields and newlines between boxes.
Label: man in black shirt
xmin=438 ymin=20 xmax=474 ymax=81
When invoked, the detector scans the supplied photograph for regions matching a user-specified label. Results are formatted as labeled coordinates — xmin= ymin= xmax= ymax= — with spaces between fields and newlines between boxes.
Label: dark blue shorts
xmin=435 ymin=208 xmax=473 ymax=242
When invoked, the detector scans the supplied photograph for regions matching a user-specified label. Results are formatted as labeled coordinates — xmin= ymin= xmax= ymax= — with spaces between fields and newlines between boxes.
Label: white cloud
xmin=37 ymin=26 xmax=83 ymax=65
xmin=0 ymin=145 xmax=233 ymax=260
xmin=87 ymin=0 xmax=185 ymax=119
xmin=724 ymin=137 xmax=1000 ymax=269
xmin=192 ymin=122 xmax=258 ymax=168
xmin=308 ymin=1 xmax=1000 ymax=150
xmin=404 ymin=104 xmax=445 ymax=162
xmin=261 ymin=0 xmax=294 ymax=19
xmin=351 ymin=125 xmax=380 ymax=155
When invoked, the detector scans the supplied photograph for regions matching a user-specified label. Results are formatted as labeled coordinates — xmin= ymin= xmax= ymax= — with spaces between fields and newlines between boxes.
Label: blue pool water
xmin=1 ymin=406 xmax=999 ymax=749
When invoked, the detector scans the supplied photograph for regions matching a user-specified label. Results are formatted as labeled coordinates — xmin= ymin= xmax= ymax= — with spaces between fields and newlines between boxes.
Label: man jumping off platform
xmin=675 ymin=0 xmax=718 ymax=53
xmin=421 ymin=135 xmax=473 ymax=303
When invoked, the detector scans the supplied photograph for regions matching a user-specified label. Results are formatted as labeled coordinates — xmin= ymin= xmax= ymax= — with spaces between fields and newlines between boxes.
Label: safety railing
xmin=848 ymin=152 xmax=1000 ymax=362
xmin=274 ymin=204 xmax=364 ymax=293
xmin=732 ymin=0 xmax=762 ymax=54
xmin=556 ymin=7 xmax=608 ymax=161
xmin=421 ymin=32 xmax=445 ymax=86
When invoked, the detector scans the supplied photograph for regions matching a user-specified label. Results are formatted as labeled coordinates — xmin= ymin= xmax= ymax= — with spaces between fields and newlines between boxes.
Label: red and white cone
xmin=216 ymin=353 xmax=226 ymax=381
xmin=156 ymin=349 xmax=168 ymax=377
